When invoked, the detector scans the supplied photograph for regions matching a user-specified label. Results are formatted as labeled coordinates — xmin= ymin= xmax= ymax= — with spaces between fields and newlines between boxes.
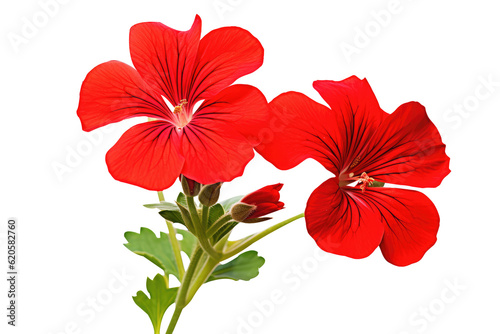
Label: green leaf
xmin=143 ymin=202 xmax=179 ymax=211
xmin=176 ymin=192 xmax=187 ymax=207
xmin=209 ymin=251 xmax=265 ymax=282
xmin=220 ymin=195 xmax=243 ymax=212
xmin=124 ymin=227 xmax=196 ymax=279
xmin=133 ymin=274 xmax=178 ymax=334
xmin=207 ymin=204 xmax=224 ymax=227
xmin=159 ymin=210 xmax=185 ymax=226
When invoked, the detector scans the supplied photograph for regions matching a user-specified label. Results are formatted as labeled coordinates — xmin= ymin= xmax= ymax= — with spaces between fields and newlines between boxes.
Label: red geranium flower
xmin=231 ymin=183 xmax=285 ymax=223
xmin=77 ymin=16 xmax=268 ymax=190
xmin=257 ymin=76 xmax=450 ymax=266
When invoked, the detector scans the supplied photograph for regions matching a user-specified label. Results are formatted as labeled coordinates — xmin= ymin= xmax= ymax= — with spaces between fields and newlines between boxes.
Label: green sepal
xmin=208 ymin=250 xmax=265 ymax=282
xmin=124 ymin=228 xmax=196 ymax=279
xmin=133 ymin=274 xmax=178 ymax=334
xmin=176 ymin=192 xmax=188 ymax=207
xmin=176 ymin=201 xmax=193 ymax=231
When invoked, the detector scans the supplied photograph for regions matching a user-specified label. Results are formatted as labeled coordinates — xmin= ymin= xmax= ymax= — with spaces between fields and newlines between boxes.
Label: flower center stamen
xmin=339 ymin=172 xmax=376 ymax=190
xmin=357 ymin=172 xmax=375 ymax=192
xmin=173 ymin=99 xmax=188 ymax=114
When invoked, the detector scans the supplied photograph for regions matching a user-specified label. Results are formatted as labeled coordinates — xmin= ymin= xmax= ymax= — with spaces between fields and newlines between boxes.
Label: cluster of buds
xmin=181 ymin=176 xmax=285 ymax=223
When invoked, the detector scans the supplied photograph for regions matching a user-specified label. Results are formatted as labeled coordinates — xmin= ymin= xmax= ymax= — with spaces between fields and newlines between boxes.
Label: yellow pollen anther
xmin=173 ymin=99 xmax=188 ymax=114
xmin=349 ymin=173 xmax=354 ymax=178
xmin=350 ymin=156 xmax=362 ymax=168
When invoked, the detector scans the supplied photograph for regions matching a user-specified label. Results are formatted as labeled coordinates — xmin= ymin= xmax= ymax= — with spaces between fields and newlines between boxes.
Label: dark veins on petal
xmin=352 ymin=189 xmax=414 ymax=243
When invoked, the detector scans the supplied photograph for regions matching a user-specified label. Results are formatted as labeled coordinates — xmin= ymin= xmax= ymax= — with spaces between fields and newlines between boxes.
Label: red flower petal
xmin=178 ymin=124 xmax=254 ymax=185
xmin=195 ymin=84 xmax=269 ymax=146
xmin=360 ymin=187 xmax=439 ymax=266
xmin=176 ymin=84 xmax=268 ymax=184
xmin=77 ymin=61 xmax=170 ymax=131
xmin=129 ymin=16 xmax=202 ymax=107
xmin=247 ymin=202 xmax=285 ymax=220
xmin=189 ymin=26 xmax=264 ymax=102
xmin=106 ymin=121 xmax=184 ymax=191
xmin=255 ymin=92 xmax=341 ymax=173
xmin=354 ymin=102 xmax=451 ymax=188
xmin=241 ymin=183 xmax=283 ymax=204
xmin=305 ymin=178 xmax=385 ymax=259
xmin=313 ymin=77 xmax=388 ymax=172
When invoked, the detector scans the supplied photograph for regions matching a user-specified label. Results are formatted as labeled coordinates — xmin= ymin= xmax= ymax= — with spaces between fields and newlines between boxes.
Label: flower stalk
xmin=163 ymin=205 xmax=304 ymax=334
xmin=158 ymin=191 xmax=185 ymax=281
xmin=222 ymin=213 xmax=304 ymax=260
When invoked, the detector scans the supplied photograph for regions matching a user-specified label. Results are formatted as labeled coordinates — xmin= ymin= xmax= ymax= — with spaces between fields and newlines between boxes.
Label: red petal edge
xmin=77 ymin=60 xmax=170 ymax=131
xmin=129 ymin=16 xmax=202 ymax=107
xmin=356 ymin=102 xmax=451 ymax=188
xmin=360 ymin=187 xmax=440 ymax=266
xmin=256 ymin=91 xmax=341 ymax=173
xmin=189 ymin=26 xmax=264 ymax=102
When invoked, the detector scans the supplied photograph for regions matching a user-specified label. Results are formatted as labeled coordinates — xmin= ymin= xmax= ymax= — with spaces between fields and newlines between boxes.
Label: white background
xmin=1 ymin=0 xmax=499 ymax=333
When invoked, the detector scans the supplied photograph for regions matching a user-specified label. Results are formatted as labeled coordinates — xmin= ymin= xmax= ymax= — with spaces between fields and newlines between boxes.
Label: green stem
xmin=165 ymin=307 xmax=182 ymax=334
xmin=185 ymin=256 xmax=220 ymax=304
xmin=186 ymin=196 xmax=201 ymax=227
xmin=165 ymin=247 xmax=204 ymax=334
xmin=213 ymin=232 xmax=231 ymax=252
xmin=176 ymin=247 xmax=203 ymax=307
xmin=158 ymin=191 xmax=166 ymax=202
xmin=187 ymin=196 xmax=221 ymax=260
xmin=222 ymin=213 xmax=304 ymax=260
xmin=158 ymin=191 xmax=185 ymax=281
xmin=206 ymin=214 xmax=233 ymax=238
xmin=191 ymin=252 xmax=209 ymax=283
xmin=201 ymin=204 xmax=209 ymax=229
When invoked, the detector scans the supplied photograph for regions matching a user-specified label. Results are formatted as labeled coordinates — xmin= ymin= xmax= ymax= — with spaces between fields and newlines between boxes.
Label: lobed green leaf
xmin=209 ymin=251 xmax=265 ymax=282
xmin=124 ymin=228 xmax=196 ymax=279
xmin=133 ymin=274 xmax=178 ymax=334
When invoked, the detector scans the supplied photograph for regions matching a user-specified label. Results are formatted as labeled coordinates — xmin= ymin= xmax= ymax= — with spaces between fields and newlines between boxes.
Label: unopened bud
xmin=199 ymin=182 xmax=222 ymax=207
xmin=230 ymin=203 xmax=256 ymax=222
xmin=233 ymin=183 xmax=285 ymax=223
xmin=181 ymin=175 xmax=201 ymax=197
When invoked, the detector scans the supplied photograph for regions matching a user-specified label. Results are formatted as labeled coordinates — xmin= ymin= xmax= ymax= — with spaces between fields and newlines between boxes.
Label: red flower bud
xmin=231 ymin=183 xmax=285 ymax=223
xmin=180 ymin=175 xmax=201 ymax=197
